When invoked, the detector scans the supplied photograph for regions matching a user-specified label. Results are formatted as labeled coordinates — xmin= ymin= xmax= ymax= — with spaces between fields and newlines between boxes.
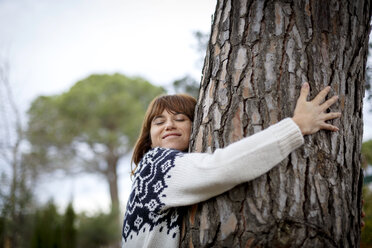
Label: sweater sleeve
xmin=158 ymin=118 xmax=304 ymax=209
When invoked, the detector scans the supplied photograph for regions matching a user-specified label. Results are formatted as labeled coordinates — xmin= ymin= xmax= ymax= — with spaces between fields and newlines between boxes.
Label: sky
xmin=0 ymin=0 xmax=216 ymax=109
xmin=0 ymin=0 xmax=371 ymax=214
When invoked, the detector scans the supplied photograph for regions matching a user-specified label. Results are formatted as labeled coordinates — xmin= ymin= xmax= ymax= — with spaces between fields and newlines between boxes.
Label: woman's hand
xmin=292 ymin=82 xmax=341 ymax=136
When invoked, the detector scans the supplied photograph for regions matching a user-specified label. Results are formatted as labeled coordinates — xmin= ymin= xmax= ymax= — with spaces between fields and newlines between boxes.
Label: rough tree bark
xmin=181 ymin=0 xmax=371 ymax=247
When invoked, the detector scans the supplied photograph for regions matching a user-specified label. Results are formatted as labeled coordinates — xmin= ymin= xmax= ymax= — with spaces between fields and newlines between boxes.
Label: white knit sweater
xmin=122 ymin=118 xmax=304 ymax=248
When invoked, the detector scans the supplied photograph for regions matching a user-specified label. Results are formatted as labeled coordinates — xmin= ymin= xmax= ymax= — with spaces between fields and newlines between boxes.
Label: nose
xmin=164 ymin=119 xmax=175 ymax=130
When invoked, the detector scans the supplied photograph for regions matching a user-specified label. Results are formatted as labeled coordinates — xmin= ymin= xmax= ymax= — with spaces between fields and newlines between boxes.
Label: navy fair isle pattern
xmin=122 ymin=148 xmax=184 ymax=242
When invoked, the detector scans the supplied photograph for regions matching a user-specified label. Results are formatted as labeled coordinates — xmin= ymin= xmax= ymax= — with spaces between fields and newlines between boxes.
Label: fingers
xmin=313 ymin=86 xmax=331 ymax=104
xmin=321 ymin=95 xmax=339 ymax=111
xmin=320 ymin=123 xmax=339 ymax=132
xmin=298 ymin=82 xmax=310 ymax=102
xmin=323 ymin=112 xmax=341 ymax=121
xmin=318 ymin=112 xmax=340 ymax=132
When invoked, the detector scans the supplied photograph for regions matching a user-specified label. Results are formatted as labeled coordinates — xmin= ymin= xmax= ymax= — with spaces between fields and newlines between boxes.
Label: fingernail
xmin=302 ymin=82 xmax=309 ymax=88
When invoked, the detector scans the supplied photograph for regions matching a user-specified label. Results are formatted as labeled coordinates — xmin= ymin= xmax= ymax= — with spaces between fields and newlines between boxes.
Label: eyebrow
xmin=152 ymin=112 xmax=185 ymax=122
xmin=152 ymin=115 xmax=165 ymax=121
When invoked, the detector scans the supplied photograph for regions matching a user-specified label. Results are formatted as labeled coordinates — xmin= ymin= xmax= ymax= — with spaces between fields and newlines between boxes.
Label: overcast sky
xmin=0 ymin=0 xmax=216 ymax=109
xmin=1 ymin=0 xmax=371 ymax=214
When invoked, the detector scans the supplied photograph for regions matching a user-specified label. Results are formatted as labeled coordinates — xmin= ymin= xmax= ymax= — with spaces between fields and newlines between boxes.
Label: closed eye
xmin=152 ymin=116 xmax=165 ymax=125
xmin=174 ymin=113 xmax=188 ymax=122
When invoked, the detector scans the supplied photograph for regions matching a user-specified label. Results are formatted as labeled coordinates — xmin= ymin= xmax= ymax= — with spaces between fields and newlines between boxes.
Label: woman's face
xmin=150 ymin=109 xmax=192 ymax=151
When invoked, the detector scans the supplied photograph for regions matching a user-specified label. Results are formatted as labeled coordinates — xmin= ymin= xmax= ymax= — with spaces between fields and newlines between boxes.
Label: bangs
xmin=147 ymin=94 xmax=196 ymax=124
xmin=132 ymin=93 xmax=197 ymax=166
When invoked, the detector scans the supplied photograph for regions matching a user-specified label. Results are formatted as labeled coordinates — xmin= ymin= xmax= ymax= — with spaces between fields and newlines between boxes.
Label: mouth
xmin=162 ymin=133 xmax=181 ymax=139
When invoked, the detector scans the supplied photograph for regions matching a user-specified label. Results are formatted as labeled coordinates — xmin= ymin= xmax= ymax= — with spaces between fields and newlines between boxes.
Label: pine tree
xmin=181 ymin=0 xmax=371 ymax=247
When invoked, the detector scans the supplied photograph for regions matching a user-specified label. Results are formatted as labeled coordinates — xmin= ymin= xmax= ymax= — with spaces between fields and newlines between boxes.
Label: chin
xmin=164 ymin=143 xmax=188 ymax=151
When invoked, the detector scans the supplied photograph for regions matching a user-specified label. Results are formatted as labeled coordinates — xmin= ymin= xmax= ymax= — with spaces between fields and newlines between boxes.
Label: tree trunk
xmin=105 ymin=151 xmax=120 ymax=212
xmin=181 ymin=0 xmax=371 ymax=247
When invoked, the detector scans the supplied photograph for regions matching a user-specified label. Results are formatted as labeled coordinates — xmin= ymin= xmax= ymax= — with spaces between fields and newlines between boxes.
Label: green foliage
xmin=31 ymin=201 xmax=62 ymax=248
xmin=362 ymin=140 xmax=372 ymax=185
xmin=62 ymin=203 xmax=76 ymax=248
xmin=362 ymin=140 xmax=372 ymax=168
xmin=1 ymin=199 xmax=122 ymax=248
xmin=0 ymin=161 xmax=34 ymax=248
xmin=361 ymin=186 xmax=372 ymax=247
xmin=23 ymin=74 xmax=164 ymax=247
xmin=30 ymin=201 xmax=77 ymax=248
xmin=27 ymin=74 xmax=165 ymax=162
xmin=77 ymin=210 xmax=120 ymax=248
xmin=26 ymin=74 xmax=165 ymax=209
xmin=172 ymin=75 xmax=200 ymax=99
xmin=0 ymin=216 xmax=4 ymax=248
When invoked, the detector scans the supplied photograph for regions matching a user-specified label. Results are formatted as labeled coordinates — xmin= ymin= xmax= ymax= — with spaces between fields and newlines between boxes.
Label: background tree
xmin=172 ymin=75 xmax=200 ymax=99
xmin=181 ymin=0 xmax=371 ymax=247
xmin=362 ymin=140 xmax=372 ymax=168
xmin=31 ymin=201 xmax=62 ymax=248
xmin=26 ymin=73 xmax=165 ymax=212
xmin=30 ymin=201 xmax=76 ymax=248
xmin=77 ymin=209 xmax=120 ymax=248
xmin=361 ymin=187 xmax=372 ymax=247
xmin=361 ymin=139 xmax=372 ymax=246
xmin=62 ymin=203 xmax=76 ymax=248
xmin=0 ymin=59 xmax=36 ymax=248
xmin=362 ymin=140 xmax=372 ymax=185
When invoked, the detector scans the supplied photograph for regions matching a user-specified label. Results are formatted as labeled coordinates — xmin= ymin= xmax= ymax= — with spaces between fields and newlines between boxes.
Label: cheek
xmin=184 ymin=123 xmax=192 ymax=138
xmin=149 ymin=127 xmax=158 ymax=146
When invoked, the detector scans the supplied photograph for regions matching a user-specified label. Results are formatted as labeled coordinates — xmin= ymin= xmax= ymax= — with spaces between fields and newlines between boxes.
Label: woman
xmin=122 ymin=82 xmax=341 ymax=247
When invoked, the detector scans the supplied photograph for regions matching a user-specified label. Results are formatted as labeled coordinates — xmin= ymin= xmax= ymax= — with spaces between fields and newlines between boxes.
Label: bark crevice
xmin=181 ymin=0 xmax=370 ymax=247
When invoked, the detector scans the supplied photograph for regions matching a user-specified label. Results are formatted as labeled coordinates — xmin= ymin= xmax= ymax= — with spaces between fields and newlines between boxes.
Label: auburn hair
xmin=131 ymin=94 xmax=197 ymax=175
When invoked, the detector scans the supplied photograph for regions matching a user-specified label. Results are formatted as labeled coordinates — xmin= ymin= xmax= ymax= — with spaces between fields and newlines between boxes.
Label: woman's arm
xmin=161 ymin=118 xmax=303 ymax=208
xmin=138 ymin=83 xmax=340 ymax=209
xmin=159 ymin=83 xmax=340 ymax=208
